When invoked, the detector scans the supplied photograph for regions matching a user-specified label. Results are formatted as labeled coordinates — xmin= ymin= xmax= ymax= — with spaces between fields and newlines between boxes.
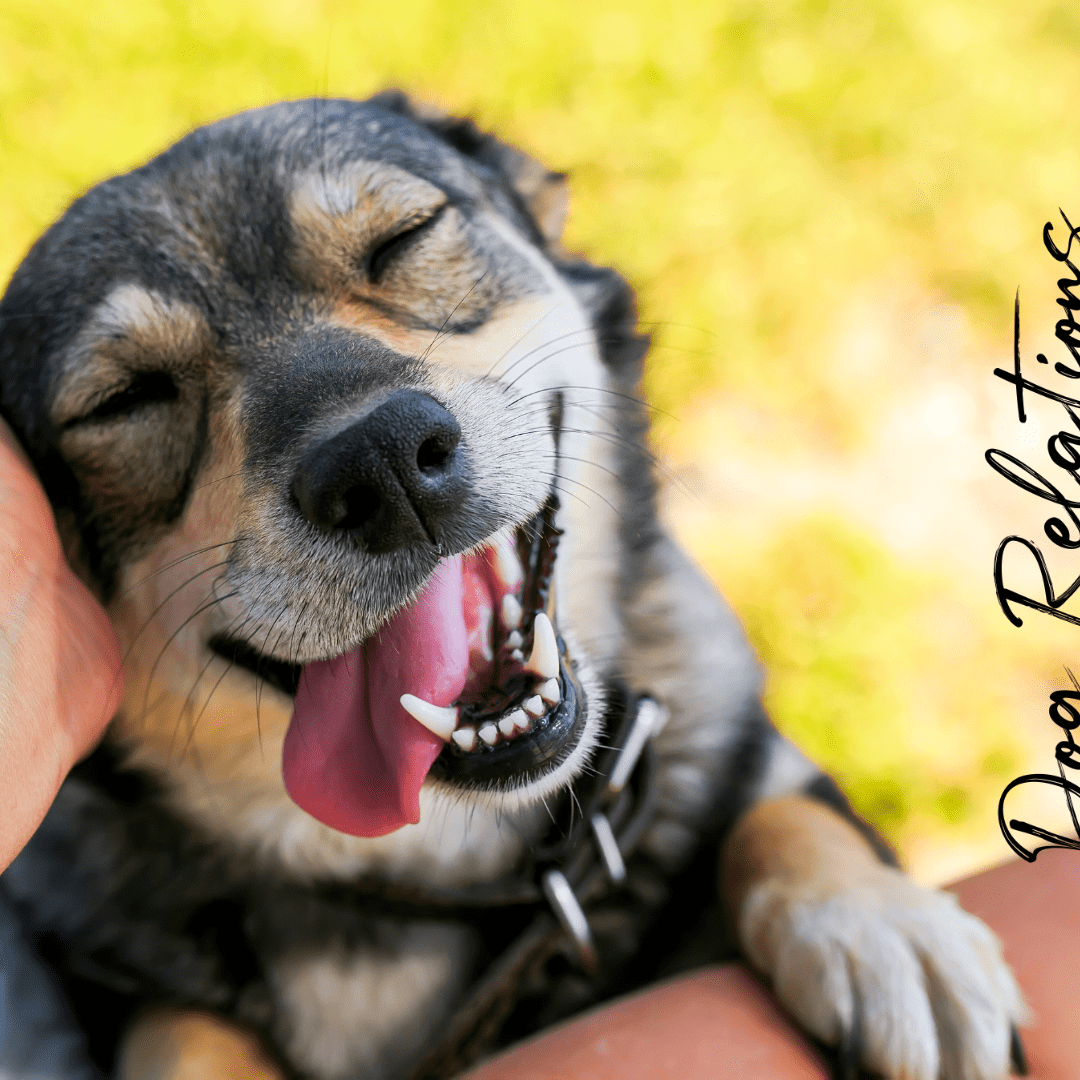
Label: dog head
xmin=0 ymin=95 xmax=652 ymax=863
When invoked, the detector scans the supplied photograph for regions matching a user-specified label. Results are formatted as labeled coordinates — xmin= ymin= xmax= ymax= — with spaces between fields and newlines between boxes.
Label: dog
xmin=0 ymin=93 xmax=1025 ymax=1080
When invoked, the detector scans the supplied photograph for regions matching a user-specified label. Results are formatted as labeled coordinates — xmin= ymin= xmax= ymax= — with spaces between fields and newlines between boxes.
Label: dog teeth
xmin=525 ymin=613 xmax=559 ymax=681
xmin=524 ymin=695 xmax=545 ymax=718
xmin=452 ymin=727 xmax=477 ymax=752
xmin=452 ymin=706 xmax=535 ymax=752
xmin=399 ymin=694 xmax=458 ymax=741
xmin=506 ymin=630 xmax=523 ymax=649
xmin=501 ymin=594 xmax=523 ymax=630
xmin=491 ymin=532 xmax=524 ymax=592
xmin=538 ymin=679 xmax=560 ymax=705
xmin=511 ymin=648 xmax=524 ymax=662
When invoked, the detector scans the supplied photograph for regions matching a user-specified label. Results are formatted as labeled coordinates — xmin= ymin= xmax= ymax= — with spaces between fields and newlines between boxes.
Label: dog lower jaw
xmin=208 ymin=499 xmax=601 ymax=832
xmin=428 ymin=647 xmax=587 ymax=785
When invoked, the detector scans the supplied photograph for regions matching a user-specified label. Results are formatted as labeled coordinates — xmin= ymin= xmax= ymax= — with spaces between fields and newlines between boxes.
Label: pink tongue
xmin=282 ymin=555 xmax=469 ymax=837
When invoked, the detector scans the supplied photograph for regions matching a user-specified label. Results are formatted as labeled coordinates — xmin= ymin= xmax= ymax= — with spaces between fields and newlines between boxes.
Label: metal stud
xmin=608 ymin=698 xmax=669 ymax=795
xmin=541 ymin=869 xmax=598 ymax=974
xmin=590 ymin=812 xmax=627 ymax=884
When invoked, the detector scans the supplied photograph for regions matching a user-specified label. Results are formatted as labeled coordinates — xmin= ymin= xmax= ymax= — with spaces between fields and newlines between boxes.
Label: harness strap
xmin=405 ymin=685 xmax=669 ymax=1080
xmin=408 ymin=913 xmax=563 ymax=1080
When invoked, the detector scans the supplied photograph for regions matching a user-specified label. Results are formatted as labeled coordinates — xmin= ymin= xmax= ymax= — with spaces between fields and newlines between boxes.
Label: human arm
xmin=0 ymin=417 xmax=122 ymax=871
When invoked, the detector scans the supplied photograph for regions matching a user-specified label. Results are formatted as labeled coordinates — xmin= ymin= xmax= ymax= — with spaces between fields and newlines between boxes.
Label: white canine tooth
xmin=538 ymin=679 xmax=561 ymax=705
xmin=452 ymin=727 xmax=477 ymax=752
xmin=501 ymin=594 xmax=523 ymax=630
xmin=479 ymin=723 xmax=499 ymax=746
xmin=513 ymin=711 xmax=531 ymax=732
xmin=524 ymin=695 xmax=545 ymax=718
xmin=506 ymin=630 xmax=524 ymax=649
xmin=511 ymin=649 xmax=524 ymax=662
xmin=491 ymin=531 xmax=524 ymax=591
xmin=525 ymin=612 xmax=559 ymax=681
xmin=399 ymin=694 xmax=458 ymax=741
xmin=499 ymin=716 xmax=517 ymax=737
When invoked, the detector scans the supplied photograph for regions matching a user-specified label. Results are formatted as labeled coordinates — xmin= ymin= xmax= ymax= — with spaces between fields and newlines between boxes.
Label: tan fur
xmin=720 ymin=795 xmax=883 ymax=920
xmin=289 ymin=165 xmax=535 ymax=333
xmin=502 ymin=164 xmax=568 ymax=246
xmin=289 ymin=162 xmax=447 ymax=294
xmin=52 ymin=286 xmax=212 ymax=429
xmin=118 ymin=1009 xmax=283 ymax=1080
xmin=108 ymin=401 xmax=256 ymax=768
xmin=722 ymin=797 xmax=1024 ymax=1080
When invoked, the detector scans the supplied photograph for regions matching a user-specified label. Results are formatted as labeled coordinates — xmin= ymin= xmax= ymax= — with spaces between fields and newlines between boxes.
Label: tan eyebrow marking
xmin=288 ymin=161 xmax=447 ymax=291
xmin=51 ymin=284 xmax=211 ymax=428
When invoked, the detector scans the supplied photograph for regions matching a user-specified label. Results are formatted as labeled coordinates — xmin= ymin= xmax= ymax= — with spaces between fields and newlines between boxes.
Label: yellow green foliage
xmin=713 ymin=515 xmax=1022 ymax=846
xmin=3 ymin=0 xmax=1075 ymax=872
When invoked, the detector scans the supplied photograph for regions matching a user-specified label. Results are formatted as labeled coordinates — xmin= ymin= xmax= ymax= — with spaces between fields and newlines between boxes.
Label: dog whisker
xmin=120 ymin=559 xmax=235 ymax=672
xmin=171 ymin=641 xmax=223 ymax=759
xmin=117 ymin=539 xmax=249 ymax=599
xmin=179 ymin=612 xmax=260 ymax=764
xmin=488 ymin=325 xmax=595 ymax=383
xmin=190 ymin=471 xmax=247 ymax=495
xmin=180 ymin=658 xmax=240 ymax=764
xmin=482 ymin=300 xmax=568 ymax=380
xmin=172 ymin=608 xmax=253 ymax=761
xmin=178 ymin=606 xmax=259 ymax=759
xmin=551 ymin=425 xmax=694 ymax=498
xmin=139 ymin=574 xmax=232 ymax=734
xmin=418 ymin=271 xmax=490 ymax=362
xmin=499 ymin=340 xmax=606 ymax=394
xmin=535 ymin=451 xmax=624 ymax=486
xmin=140 ymin=586 xmax=241 ymax=725
xmin=254 ymin=600 xmax=293 ymax=738
xmin=507 ymin=383 xmax=672 ymax=421
xmin=502 ymin=416 xmax=690 ymax=497
xmin=547 ymin=477 xmax=623 ymax=520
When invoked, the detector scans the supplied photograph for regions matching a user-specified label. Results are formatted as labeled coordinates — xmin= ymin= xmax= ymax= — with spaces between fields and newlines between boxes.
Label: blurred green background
xmin=5 ymin=0 xmax=1080 ymax=881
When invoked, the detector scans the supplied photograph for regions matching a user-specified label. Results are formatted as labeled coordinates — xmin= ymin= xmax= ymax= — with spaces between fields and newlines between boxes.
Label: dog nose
xmin=290 ymin=390 xmax=467 ymax=553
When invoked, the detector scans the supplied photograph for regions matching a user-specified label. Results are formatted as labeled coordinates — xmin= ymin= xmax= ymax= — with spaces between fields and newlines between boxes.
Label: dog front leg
xmin=721 ymin=794 xmax=1026 ymax=1080
xmin=620 ymin=535 xmax=1024 ymax=1079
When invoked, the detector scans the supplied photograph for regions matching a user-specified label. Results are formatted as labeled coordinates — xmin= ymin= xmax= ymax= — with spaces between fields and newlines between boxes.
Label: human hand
xmin=0 ymin=417 xmax=122 ymax=871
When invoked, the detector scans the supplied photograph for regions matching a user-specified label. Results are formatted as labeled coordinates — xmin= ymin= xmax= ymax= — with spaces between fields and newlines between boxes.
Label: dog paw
xmin=738 ymin=867 xmax=1026 ymax=1080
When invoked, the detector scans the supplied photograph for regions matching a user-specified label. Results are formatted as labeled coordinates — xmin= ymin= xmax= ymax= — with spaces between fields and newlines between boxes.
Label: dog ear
xmin=368 ymin=91 xmax=569 ymax=246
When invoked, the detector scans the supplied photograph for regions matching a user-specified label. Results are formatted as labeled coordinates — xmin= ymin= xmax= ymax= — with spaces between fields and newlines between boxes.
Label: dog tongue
xmin=282 ymin=555 xmax=468 ymax=837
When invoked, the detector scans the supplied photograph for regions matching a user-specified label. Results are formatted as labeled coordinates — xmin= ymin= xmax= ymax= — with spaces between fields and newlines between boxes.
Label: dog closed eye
xmin=366 ymin=205 xmax=447 ymax=282
xmin=67 ymin=371 xmax=180 ymax=426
